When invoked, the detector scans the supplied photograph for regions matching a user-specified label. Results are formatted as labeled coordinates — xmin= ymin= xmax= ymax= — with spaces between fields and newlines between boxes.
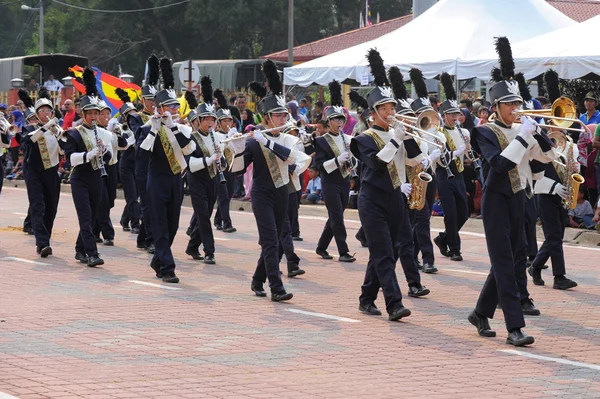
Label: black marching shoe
xmin=506 ymin=329 xmax=535 ymax=346
xmin=339 ymin=253 xmax=356 ymax=263
xmin=292 ymin=235 xmax=303 ymax=241
xmin=389 ymin=306 xmax=411 ymax=321
xmin=287 ymin=268 xmax=306 ymax=278
xmin=271 ymin=291 xmax=293 ymax=302
xmin=355 ymin=232 xmax=368 ymax=248
xmin=23 ymin=226 xmax=34 ymax=235
xmin=528 ymin=265 xmax=544 ymax=286
xmin=251 ymin=282 xmax=267 ymax=297
xmin=468 ymin=310 xmax=496 ymax=337
xmin=146 ymin=244 xmax=155 ymax=254
xmin=150 ymin=260 xmax=162 ymax=278
xmin=75 ymin=252 xmax=87 ymax=263
xmin=316 ymin=248 xmax=333 ymax=260
xmin=433 ymin=234 xmax=449 ymax=257
xmin=185 ymin=249 xmax=204 ymax=261
xmin=414 ymin=259 xmax=423 ymax=271
xmin=521 ymin=298 xmax=541 ymax=316
xmin=449 ymin=251 xmax=463 ymax=261
xmin=215 ymin=224 xmax=223 ymax=231
xmin=95 ymin=237 xmax=103 ymax=243
xmin=222 ymin=226 xmax=237 ymax=233
xmin=408 ymin=285 xmax=430 ymax=298
xmin=137 ymin=242 xmax=147 ymax=250
xmin=553 ymin=275 xmax=577 ymax=290
xmin=39 ymin=246 xmax=53 ymax=258
xmin=186 ymin=226 xmax=193 ymax=236
xmin=161 ymin=273 xmax=180 ymax=284
xmin=103 ymin=239 xmax=114 ymax=246
xmin=422 ymin=263 xmax=438 ymax=274
xmin=87 ymin=255 xmax=104 ymax=267
xmin=121 ymin=223 xmax=131 ymax=232
xmin=204 ymin=254 xmax=216 ymax=265
xmin=131 ymin=227 xmax=140 ymax=235
xmin=358 ymin=303 xmax=382 ymax=316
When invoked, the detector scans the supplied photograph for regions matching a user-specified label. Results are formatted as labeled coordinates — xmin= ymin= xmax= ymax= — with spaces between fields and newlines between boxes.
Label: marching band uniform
xmin=314 ymin=81 xmax=355 ymax=263
xmin=64 ymin=68 xmax=114 ymax=267
xmin=469 ymin=38 xmax=557 ymax=346
xmin=17 ymin=89 xmax=61 ymax=257
xmin=19 ymin=101 xmax=39 ymax=235
xmin=139 ymin=57 xmax=196 ymax=283
xmin=231 ymin=60 xmax=311 ymax=301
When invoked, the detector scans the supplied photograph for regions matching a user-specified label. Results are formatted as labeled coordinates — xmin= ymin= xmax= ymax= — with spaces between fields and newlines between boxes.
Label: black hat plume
xmin=387 ymin=66 xmax=408 ymax=100
xmin=366 ymin=48 xmax=389 ymax=87
xmin=115 ymin=88 xmax=131 ymax=103
xmin=146 ymin=54 xmax=160 ymax=87
xmin=82 ymin=66 xmax=98 ymax=96
xmin=440 ymin=72 xmax=456 ymax=101
xmin=214 ymin=89 xmax=228 ymax=110
xmin=494 ymin=37 xmax=515 ymax=80
xmin=349 ymin=90 xmax=368 ymax=110
xmin=543 ymin=69 xmax=561 ymax=103
xmin=159 ymin=57 xmax=175 ymax=90
xmin=18 ymin=88 xmax=34 ymax=109
xmin=38 ymin=86 xmax=51 ymax=100
xmin=490 ymin=67 xmax=503 ymax=83
xmin=409 ymin=68 xmax=428 ymax=99
xmin=515 ymin=73 xmax=532 ymax=103
xmin=248 ymin=81 xmax=267 ymax=99
xmin=184 ymin=90 xmax=198 ymax=110
xmin=262 ymin=59 xmax=283 ymax=96
xmin=200 ymin=76 xmax=213 ymax=104
xmin=329 ymin=80 xmax=343 ymax=107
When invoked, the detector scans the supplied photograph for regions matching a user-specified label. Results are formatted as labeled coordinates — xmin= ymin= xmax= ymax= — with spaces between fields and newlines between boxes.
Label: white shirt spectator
xmin=43 ymin=77 xmax=64 ymax=92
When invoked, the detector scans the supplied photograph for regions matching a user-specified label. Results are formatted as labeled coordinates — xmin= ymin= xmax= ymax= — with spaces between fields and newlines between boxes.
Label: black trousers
xmin=0 ymin=156 xmax=3 ymax=194
xmin=515 ymin=225 xmax=530 ymax=302
xmin=119 ymin=161 xmax=140 ymax=229
xmin=437 ymin=173 xmax=468 ymax=253
xmin=136 ymin=168 xmax=153 ymax=247
xmin=251 ymin=186 xmax=288 ymax=294
xmin=279 ymin=192 xmax=301 ymax=272
xmin=94 ymin=164 xmax=117 ymax=240
xmin=187 ymin=174 xmax=217 ymax=256
xmin=317 ymin=178 xmax=350 ymax=255
xmin=397 ymin=196 xmax=422 ymax=287
xmin=524 ymin=196 xmax=538 ymax=260
xmin=288 ymin=190 xmax=301 ymax=237
xmin=72 ymin=176 xmax=102 ymax=257
xmin=25 ymin=166 xmax=60 ymax=249
xmin=532 ymin=194 xmax=566 ymax=276
xmin=475 ymin=189 xmax=526 ymax=332
xmin=23 ymin=207 xmax=32 ymax=230
xmin=147 ymin=172 xmax=183 ymax=274
xmin=412 ymin=173 xmax=436 ymax=265
xmin=214 ymin=171 xmax=234 ymax=228
xmin=359 ymin=183 xmax=405 ymax=315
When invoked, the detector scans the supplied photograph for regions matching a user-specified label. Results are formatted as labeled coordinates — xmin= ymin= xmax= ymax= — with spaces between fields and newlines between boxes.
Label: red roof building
xmin=263 ymin=0 xmax=600 ymax=63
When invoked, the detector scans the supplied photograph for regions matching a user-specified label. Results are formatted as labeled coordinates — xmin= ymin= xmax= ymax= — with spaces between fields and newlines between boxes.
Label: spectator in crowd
xmin=304 ymin=96 xmax=314 ymax=122
xmin=477 ymin=106 xmax=490 ymax=126
xmin=315 ymin=120 xmax=328 ymax=136
xmin=287 ymin=101 xmax=308 ymax=124
xmin=61 ymin=99 xmax=76 ymax=129
xmin=460 ymin=99 xmax=479 ymax=126
xmin=537 ymin=96 xmax=551 ymax=109
xmin=299 ymin=98 xmax=308 ymax=116
xmin=348 ymin=176 xmax=360 ymax=209
xmin=27 ymin=78 xmax=39 ymax=92
xmin=6 ymin=154 xmax=24 ymax=180
xmin=0 ymin=103 xmax=6 ymax=116
xmin=459 ymin=108 xmax=475 ymax=133
xmin=341 ymin=107 xmax=357 ymax=135
xmin=313 ymin=101 xmax=323 ymax=121
xmin=72 ymin=99 xmax=83 ymax=127
xmin=301 ymin=167 xmax=322 ymax=204
xmin=580 ymin=92 xmax=600 ymax=125
xmin=585 ymin=148 xmax=598 ymax=206
xmin=43 ymin=74 xmax=64 ymax=91
xmin=569 ymin=190 xmax=595 ymax=229
xmin=234 ymin=94 xmax=247 ymax=114
xmin=15 ymin=100 xmax=24 ymax=112
xmin=241 ymin=108 xmax=254 ymax=131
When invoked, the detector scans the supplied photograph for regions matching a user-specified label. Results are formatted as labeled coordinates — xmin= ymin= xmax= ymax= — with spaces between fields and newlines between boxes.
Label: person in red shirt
xmin=61 ymin=99 xmax=76 ymax=129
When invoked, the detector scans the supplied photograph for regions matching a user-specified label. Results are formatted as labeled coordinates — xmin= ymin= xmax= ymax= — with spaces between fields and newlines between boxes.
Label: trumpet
xmin=43 ymin=117 xmax=66 ymax=139
xmin=221 ymin=122 xmax=294 ymax=144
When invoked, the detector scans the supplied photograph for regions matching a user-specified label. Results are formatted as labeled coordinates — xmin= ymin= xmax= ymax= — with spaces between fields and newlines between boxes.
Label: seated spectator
xmin=301 ymin=167 xmax=322 ymax=204
xmin=569 ymin=189 xmax=595 ymax=229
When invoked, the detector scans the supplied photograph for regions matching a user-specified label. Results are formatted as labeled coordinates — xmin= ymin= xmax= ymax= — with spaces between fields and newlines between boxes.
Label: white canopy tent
xmin=284 ymin=0 xmax=575 ymax=86
xmin=459 ymin=14 xmax=600 ymax=80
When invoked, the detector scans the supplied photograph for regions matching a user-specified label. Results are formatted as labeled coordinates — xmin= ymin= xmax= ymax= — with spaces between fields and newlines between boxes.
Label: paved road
xmin=1 ymin=186 xmax=599 ymax=399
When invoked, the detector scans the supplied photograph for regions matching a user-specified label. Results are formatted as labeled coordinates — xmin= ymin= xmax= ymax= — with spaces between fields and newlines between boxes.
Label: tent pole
xmin=455 ymin=59 xmax=460 ymax=100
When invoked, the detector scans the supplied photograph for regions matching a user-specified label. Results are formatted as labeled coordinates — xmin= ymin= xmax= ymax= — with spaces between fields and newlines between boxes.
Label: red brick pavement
xmin=1 ymin=186 xmax=600 ymax=399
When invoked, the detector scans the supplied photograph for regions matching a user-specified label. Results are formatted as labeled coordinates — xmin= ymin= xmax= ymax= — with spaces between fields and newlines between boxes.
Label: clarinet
xmin=92 ymin=121 xmax=108 ymax=178
xmin=209 ymin=127 xmax=227 ymax=185
xmin=339 ymin=128 xmax=357 ymax=178
xmin=456 ymin=121 xmax=481 ymax=171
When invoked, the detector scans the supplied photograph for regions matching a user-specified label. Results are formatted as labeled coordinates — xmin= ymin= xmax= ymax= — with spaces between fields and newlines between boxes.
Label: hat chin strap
xmin=373 ymin=107 xmax=390 ymax=130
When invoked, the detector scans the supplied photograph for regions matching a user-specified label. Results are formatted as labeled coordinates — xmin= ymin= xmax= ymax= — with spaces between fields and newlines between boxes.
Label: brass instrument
xmin=221 ymin=122 xmax=294 ymax=144
xmin=92 ymin=121 xmax=108 ymax=178
xmin=550 ymin=132 xmax=584 ymax=210
xmin=208 ymin=127 xmax=227 ymax=185
xmin=45 ymin=118 xmax=66 ymax=139
xmin=398 ymin=109 xmax=442 ymax=132
xmin=407 ymin=163 xmax=433 ymax=210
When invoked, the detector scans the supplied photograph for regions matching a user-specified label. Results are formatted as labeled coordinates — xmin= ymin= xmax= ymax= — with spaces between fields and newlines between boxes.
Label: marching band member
xmin=17 ymin=88 xmax=62 ymax=257
xmin=229 ymin=60 xmax=311 ymax=301
xmin=139 ymin=57 xmax=196 ymax=283
xmin=115 ymin=88 xmax=141 ymax=236
xmin=19 ymin=92 xmax=40 ymax=236
xmin=528 ymin=70 xmax=578 ymax=291
xmin=130 ymin=54 xmax=160 ymax=254
xmin=314 ymin=80 xmax=355 ymax=263
xmin=350 ymin=49 xmax=427 ymax=321
xmin=431 ymin=73 xmax=470 ymax=262
xmin=64 ymin=67 xmax=114 ymax=267
xmin=469 ymin=38 xmax=557 ymax=346
xmin=185 ymin=77 xmax=222 ymax=265
xmin=213 ymin=89 xmax=237 ymax=233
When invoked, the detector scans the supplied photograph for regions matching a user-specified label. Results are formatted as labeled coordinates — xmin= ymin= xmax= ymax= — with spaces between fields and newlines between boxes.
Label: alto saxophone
xmin=407 ymin=161 xmax=433 ymax=210
xmin=562 ymin=136 xmax=584 ymax=210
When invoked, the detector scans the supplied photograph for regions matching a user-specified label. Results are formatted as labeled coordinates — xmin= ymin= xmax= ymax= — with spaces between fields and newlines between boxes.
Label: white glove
xmin=164 ymin=112 xmax=176 ymax=129
xmin=87 ymin=147 xmax=99 ymax=160
xmin=228 ymin=127 xmax=238 ymax=138
xmin=206 ymin=153 xmax=218 ymax=166
xmin=520 ymin=116 xmax=537 ymax=139
xmin=151 ymin=116 xmax=162 ymax=132
xmin=42 ymin=119 xmax=56 ymax=130
xmin=429 ymin=149 xmax=441 ymax=164
xmin=421 ymin=157 xmax=430 ymax=170
xmin=253 ymin=130 xmax=268 ymax=146
xmin=393 ymin=122 xmax=405 ymax=141
xmin=401 ymin=182 xmax=412 ymax=198
xmin=555 ymin=183 xmax=569 ymax=200
xmin=337 ymin=152 xmax=351 ymax=164
xmin=454 ymin=144 xmax=466 ymax=158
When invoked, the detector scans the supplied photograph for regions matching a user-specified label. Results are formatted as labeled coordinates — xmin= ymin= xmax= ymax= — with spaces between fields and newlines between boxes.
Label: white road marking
xmin=128 ymin=280 xmax=183 ymax=291
xmin=0 ymin=391 xmax=21 ymax=399
xmin=295 ymin=248 xmax=317 ymax=254
xmin=442 ymin=268 xmax=488 ymax=276
xmin=214 ymin=237 xmax=231 ymax=241
xmin=499 ymin=349 xmax=600 ymax=371
xmin=12 ymin=212 xmax=27 ymax=215
xmin=286 ymin=308 xmax=360 ymax=323
xmin=2 ymin=257 xmax=50 ymax=266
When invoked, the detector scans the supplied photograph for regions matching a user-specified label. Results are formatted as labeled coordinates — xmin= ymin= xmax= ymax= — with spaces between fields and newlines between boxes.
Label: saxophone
xmin=562 ymin=136 xmax=585 ymax=210
xmin=407 ymin=143 xmax=433 ymax=210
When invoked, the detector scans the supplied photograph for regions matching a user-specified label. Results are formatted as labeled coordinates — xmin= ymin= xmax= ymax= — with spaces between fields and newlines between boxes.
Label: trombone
xmin=221 ymin=122 xmax=294 ymax=144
